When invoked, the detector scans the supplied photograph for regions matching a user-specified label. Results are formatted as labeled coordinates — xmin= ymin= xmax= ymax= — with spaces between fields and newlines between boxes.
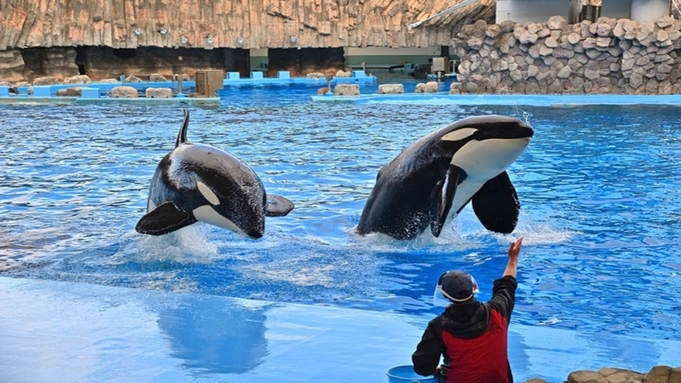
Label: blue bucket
xmin=386 ymin=365 xmax=439 ymax=383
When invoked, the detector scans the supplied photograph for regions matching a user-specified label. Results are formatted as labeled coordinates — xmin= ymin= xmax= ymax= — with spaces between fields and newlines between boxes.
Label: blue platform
xmin=1 ymin=277 xmax=679 ymax=383
xmin=0 ymin=70 xmax=376 ymax=105
xmin=311 ymin=92 xmax=681 ymax=106
xmin=222 ymin=70 xmax=376 ymax=86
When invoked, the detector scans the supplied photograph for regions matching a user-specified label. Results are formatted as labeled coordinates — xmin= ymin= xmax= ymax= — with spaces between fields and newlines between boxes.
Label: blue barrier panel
xmin=0 ymin=86 xmax=8 ymax=96
xmin=352 ymin=70 xmax=367 ymax=78
xmin=250 ymin=71 xmax=264 ymax=80
xmin=81 ymin=88 xmax=100 ymax=99
xmin=33 ymin=86 xmax=52 ymax=96
xmin=277 ymin=71 xmax=291 ymax=79
xmin=227 ymin=72 xmax=240 ymax=80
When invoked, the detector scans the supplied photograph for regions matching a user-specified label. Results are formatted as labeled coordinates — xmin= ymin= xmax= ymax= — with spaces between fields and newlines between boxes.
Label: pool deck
xmin=1 ymin=276 xmax=679 ymax=383
xmin=311 ymin=92 xmax=681 ymax=106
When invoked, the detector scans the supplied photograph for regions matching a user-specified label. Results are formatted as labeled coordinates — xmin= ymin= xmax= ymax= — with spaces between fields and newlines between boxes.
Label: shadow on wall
xmin=267 ymin=47 xmax=345 ymax=77
xmin=79 ymin=46 xmax=250 ymax=80
xmin=20 ymin=47 xmax=80 ymax=82
xmin=2 ymin=46 xmax=252 ymax=82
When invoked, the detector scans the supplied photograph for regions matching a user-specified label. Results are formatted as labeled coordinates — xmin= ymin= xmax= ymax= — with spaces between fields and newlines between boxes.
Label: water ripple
xmin=1 ymin=96 xmax=680 ymax=340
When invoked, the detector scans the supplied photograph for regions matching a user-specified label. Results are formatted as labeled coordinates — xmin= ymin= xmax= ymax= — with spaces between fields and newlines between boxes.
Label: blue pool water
xmin=1 ymin=79 xmax=681 ymax=348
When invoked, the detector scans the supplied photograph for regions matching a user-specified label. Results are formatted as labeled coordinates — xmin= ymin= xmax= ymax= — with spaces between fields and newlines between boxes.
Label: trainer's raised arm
xmin=503 ymin=237 xmax=523 ymax=278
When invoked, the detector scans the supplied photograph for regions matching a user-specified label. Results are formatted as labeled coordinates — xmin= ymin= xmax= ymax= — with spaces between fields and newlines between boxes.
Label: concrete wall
xmin=631 ymin=0 xmax=670 ymax=22
xmin=496 ymin=0 xmax=568 ymax=23
xmin=250 ymin=49 xmax=269 ymax=72
xmin=498 ymin=0 xmax=669 ymax=24
xmin=344 ymin=46 xmax=441 ymax=66
xmin=245 ymin=46 xmax=443 ymax=71
xmin=603 ymin=0 xmax=633 ymax=19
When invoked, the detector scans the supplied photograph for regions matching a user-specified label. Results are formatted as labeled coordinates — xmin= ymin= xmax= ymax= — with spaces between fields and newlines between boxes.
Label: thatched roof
xmin=0 ymin=0 xmax=496 ymax=50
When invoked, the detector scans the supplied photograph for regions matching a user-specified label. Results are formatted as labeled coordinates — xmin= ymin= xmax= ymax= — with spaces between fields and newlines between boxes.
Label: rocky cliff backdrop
xmin=0 ymin=0 xmax=495 ymax=82
xmin=0 ymin=0 xmax=495 ymax=50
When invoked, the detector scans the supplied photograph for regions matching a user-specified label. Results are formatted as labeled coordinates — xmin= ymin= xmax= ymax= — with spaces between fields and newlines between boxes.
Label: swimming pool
xmin=1 ymin=80 xmax=680 ymax=348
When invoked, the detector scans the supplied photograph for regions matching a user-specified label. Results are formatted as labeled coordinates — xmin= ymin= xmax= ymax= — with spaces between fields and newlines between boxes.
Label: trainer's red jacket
xmin=412 ymin=275 xmax=518 ymax=383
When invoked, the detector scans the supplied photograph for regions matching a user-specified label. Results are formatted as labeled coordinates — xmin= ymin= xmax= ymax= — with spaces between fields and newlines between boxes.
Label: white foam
xmin=243 ymin=262 xmax=337 ymax=287
xmin=347 ymin=222 xmax=473 ymax=254
xmin=236 ymin=240 xmax=385 ymax=291
xmin=114 ymin=224 xmax=220 ymax=265
xmin=537 ymin=317 xmax=563 ymax=326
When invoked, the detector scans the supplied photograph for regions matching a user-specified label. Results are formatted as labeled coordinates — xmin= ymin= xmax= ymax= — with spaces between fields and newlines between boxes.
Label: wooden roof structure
xmin=0 ymin=0 xmax=495 ymax=50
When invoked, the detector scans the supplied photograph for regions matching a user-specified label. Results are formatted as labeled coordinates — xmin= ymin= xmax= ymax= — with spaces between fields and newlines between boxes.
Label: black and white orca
xmin=136 ymin=109 xmax=294 ymax=238
xmin=356 ymin=115 xmax=533 ymax=240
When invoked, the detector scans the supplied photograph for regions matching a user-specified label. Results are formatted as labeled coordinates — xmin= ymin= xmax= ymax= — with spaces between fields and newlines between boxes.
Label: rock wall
xmin=0 ymin=47 xmax=81 ymax=83
xmin=0 ymin=0 xmax=495 ymax=50
xmin=21 ymin=48 xmax=80 ymax=81
xmin=451 ymin=15 xmax=681 ymax=95
xmin=523 ymin=365 xmax=681 ymax=383
xmin=0 ymin=50 xmax=25 ymax=82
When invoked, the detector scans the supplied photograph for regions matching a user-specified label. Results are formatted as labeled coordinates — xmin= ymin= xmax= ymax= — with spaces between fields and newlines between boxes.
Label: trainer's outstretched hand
xmin=508 ymin=237 xmax=523 ymax=261
xmin=503 ymin=237 xmax=523 ymax=278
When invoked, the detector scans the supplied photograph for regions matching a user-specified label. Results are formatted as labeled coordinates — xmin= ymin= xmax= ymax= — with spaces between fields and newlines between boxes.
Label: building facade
xmin=496 ymin=0 xmax=672 ymax=24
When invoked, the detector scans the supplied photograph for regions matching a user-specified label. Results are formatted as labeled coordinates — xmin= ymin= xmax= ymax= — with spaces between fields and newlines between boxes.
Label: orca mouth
xmin=522 ymin=126 xmax=534 ymax=138
xmin=500 ymin=125 xmax=534 ymax=139
xmin=244 ymin=229 xmax=264 ymax=239
xmin=223 ymin=220 xmax=265 ymax=239
xmin=217 ymin=222 xmax=264 ymax=239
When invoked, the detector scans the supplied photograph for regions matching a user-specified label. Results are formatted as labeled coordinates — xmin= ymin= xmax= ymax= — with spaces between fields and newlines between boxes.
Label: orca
xmin=356 ymin=115 xmax=533 ymax=240
xmin=136 ymin=109 xmax=294 ymax=238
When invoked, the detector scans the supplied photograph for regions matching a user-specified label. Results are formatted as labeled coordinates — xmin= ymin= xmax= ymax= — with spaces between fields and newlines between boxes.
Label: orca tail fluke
xmin=265 ymin=195 xmax=295 ymax=217
xmin=471 ymin=171 xmax=520 ymax=234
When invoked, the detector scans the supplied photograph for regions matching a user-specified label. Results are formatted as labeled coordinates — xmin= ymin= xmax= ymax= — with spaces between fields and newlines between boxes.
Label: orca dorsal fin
xmin=175 ymin=109 xmax=190 ymax=147
xmin=429 ymin=164 xmax=462 ymax=237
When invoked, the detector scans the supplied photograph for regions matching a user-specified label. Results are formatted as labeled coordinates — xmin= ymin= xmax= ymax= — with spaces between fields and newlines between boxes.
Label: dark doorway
xmin=225 ymin=48 xmax=250 ymax=77
xmin=75 ymin=46 xmax=87 ymax=75
xmin=268 ymin=47 xmax=344 ymax=77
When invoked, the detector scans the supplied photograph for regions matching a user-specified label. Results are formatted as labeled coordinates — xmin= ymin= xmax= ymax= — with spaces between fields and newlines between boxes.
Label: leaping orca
xmin=136 ymin=109 xmax=294 ymax=238
xmin=356 ymin=115 xmax=533 ymax=240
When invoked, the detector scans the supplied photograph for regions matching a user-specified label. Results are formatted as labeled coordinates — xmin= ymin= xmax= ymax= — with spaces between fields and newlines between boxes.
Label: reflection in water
xmin=156 ymin=294 xmax=272 ymax=375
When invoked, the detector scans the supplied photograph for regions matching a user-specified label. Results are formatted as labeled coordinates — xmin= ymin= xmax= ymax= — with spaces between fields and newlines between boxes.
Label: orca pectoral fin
xmin=265 ymin=195 xmax=295 ymax=217
xmin=429 ymin=165 xmax=462 ymax=237
xmin=135 ymin=202 xmax=197 ymax=235
xmin=472 ymin=171 xmax=520 ymax=234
